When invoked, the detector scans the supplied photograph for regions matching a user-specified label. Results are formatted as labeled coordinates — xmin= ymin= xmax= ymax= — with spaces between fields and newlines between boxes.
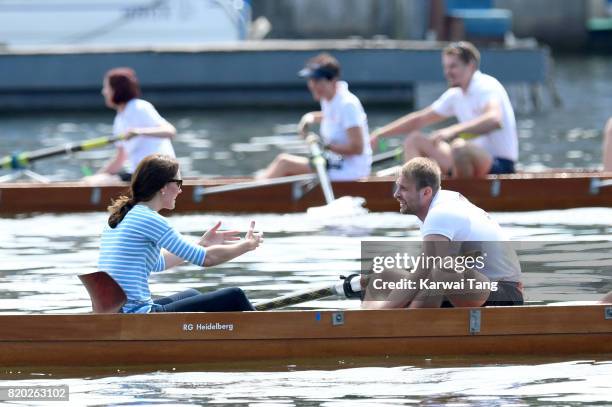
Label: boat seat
xmin=78 ymin=271 xmax=127 ymax=313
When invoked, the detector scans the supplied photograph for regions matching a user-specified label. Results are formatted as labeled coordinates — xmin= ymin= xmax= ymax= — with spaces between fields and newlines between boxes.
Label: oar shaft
xmin=254 ymin=274 xmax=362 ymax=311
xmin=1 ymin=135 xmax=123 ymax=170
xmin=196 ymin=174 xmax=317 ymax=196
xmin=255 ymin=286 xmax=335 ymax=311
xmin=372 ymin=147 xmax=403 ymax=166
xmin=306 ymin=133 xmax=335 ymax=204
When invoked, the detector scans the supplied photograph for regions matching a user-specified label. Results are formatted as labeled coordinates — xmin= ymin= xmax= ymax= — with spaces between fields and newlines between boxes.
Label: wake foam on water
xmin=306 ymin=196 xmax=369 ymax=218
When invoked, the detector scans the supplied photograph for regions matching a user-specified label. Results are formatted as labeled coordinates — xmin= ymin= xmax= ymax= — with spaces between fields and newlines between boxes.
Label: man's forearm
xmin=373 ymin=113 xmax=422 ymax=138
xmin=446 ymin=112 xmax=502 ymax=139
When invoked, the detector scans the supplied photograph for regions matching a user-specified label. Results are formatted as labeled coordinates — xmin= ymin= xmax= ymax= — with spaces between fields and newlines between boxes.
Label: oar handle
xmin=339 ymin=273 xmax=363 ymax=299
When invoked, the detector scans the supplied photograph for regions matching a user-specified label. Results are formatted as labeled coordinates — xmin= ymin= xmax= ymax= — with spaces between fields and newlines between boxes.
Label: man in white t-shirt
xmin=258 ymin=53 xmax=372 ymax=181
xmin=370 ymin=42 xmax=518 ymax=178
xmin=363 ymin=158 xmax=523 ymax=309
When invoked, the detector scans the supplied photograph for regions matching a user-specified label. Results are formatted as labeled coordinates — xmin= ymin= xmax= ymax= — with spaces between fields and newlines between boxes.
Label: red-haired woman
xmin=85 ymin=67 xmax=176 ymax=184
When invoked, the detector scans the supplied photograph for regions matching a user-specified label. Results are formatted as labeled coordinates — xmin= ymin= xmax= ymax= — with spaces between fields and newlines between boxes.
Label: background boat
xmin=0 ymin=0 xmax=251 ymax=48
xmin=1 ymin=171 xmax=611 ymax=214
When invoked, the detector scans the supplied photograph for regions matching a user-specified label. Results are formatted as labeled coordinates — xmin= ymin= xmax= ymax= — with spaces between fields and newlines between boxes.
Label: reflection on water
xmin=516 ymin=241 xmax=612 ymax=302
xmin=2 ymin=360 xmax=611 ymax=405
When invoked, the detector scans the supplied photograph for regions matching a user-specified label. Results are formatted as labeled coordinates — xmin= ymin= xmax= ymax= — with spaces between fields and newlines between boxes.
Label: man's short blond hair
xmin=443 ymin=41 xmax=481 ymax=68
xmin=401 ymin=158 xmax=441 ymax=194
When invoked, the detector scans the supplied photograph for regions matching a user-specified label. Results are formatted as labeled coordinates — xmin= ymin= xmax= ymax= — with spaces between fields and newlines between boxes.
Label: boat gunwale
xmin=1 ymin=304 xmax=610 ymax=342
xmin=1 ymin=170 xmax=612 ymax=189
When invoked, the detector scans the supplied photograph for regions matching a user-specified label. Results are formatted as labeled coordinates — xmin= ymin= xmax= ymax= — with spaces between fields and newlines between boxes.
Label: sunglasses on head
xmin=169 ymin=179 xmax=183 ymax=188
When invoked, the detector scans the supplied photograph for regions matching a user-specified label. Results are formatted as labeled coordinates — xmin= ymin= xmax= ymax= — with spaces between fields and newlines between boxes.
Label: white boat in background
xmin=0 ymin=0 xmax=251 ymax=48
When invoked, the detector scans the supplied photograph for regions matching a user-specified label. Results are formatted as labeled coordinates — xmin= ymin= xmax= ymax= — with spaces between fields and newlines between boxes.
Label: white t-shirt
xmin=320 ymin=81 xmax=372 ymax=181
xmin=431 ymin=71 xmax=518 ymax=162
xmin=420 ymin=189 xmax=521 ymax=282
xmin=114 ymin=99 xmax=176 ymax=173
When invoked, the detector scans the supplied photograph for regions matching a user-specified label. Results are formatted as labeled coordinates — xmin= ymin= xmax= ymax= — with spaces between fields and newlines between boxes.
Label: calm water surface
xmin=0 ymin=55 xmax=611 ymax=405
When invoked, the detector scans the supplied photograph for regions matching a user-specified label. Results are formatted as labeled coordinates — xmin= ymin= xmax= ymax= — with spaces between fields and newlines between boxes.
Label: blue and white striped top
xmin=98 ymin=204 xmax=206 ymax=313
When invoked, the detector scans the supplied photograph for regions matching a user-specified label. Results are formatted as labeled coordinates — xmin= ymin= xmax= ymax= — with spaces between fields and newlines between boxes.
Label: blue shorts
xmin=117 ymin=171 xmax=132 ymax=182
xmin=489 ymin=157 xmax=515 ymax=174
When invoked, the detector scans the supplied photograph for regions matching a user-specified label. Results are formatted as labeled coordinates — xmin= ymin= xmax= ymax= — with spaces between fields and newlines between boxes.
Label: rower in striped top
xmin=98 ymin=153 xmax=263 ymax=313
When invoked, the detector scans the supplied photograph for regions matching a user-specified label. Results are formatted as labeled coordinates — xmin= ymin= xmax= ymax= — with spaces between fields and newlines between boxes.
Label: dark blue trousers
xmin=153 ymin=287 xmax=254 ymax=312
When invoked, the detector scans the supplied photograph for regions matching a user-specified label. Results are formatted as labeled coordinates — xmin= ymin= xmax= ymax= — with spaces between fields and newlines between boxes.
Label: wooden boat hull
xmin=0 ymin=172 xmax=611 ymax=214
xmin=1 ymin=305 xmax=611 ymax=367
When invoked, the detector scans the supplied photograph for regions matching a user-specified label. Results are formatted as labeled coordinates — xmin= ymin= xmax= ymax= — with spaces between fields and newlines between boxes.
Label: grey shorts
xmin=484 ymin=281 xmax=524 ymax=306
xmin=440 ymin=281 xmax=524 ymax=307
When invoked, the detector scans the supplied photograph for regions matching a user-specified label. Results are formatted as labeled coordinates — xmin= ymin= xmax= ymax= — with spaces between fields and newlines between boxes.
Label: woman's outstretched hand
xmin=200 ymin=220 xmax=263 ymax=267
xmin=199 ymin=221 xmax=241 ymax=247
xmin=244 ymin=220 xmax=263 ymax=250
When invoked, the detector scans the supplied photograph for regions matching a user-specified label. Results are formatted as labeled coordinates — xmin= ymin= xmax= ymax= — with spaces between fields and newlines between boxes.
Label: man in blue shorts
xmin=370 ymin=41 xmax=518 ymax=178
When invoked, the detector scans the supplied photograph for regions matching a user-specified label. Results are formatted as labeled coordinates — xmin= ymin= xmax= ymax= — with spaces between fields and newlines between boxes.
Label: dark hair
xmin=107 ymin=154 xmax=179 ymax=228
xmin=105 ymin=67 xmax=141 ymax=105
xmin=401 ymin=158 xmax=441 ymax=195
xmin=303 ymin=53 xmax=341 ymax=80
xmin=443 ymin=41 xmax=481 ymax=68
